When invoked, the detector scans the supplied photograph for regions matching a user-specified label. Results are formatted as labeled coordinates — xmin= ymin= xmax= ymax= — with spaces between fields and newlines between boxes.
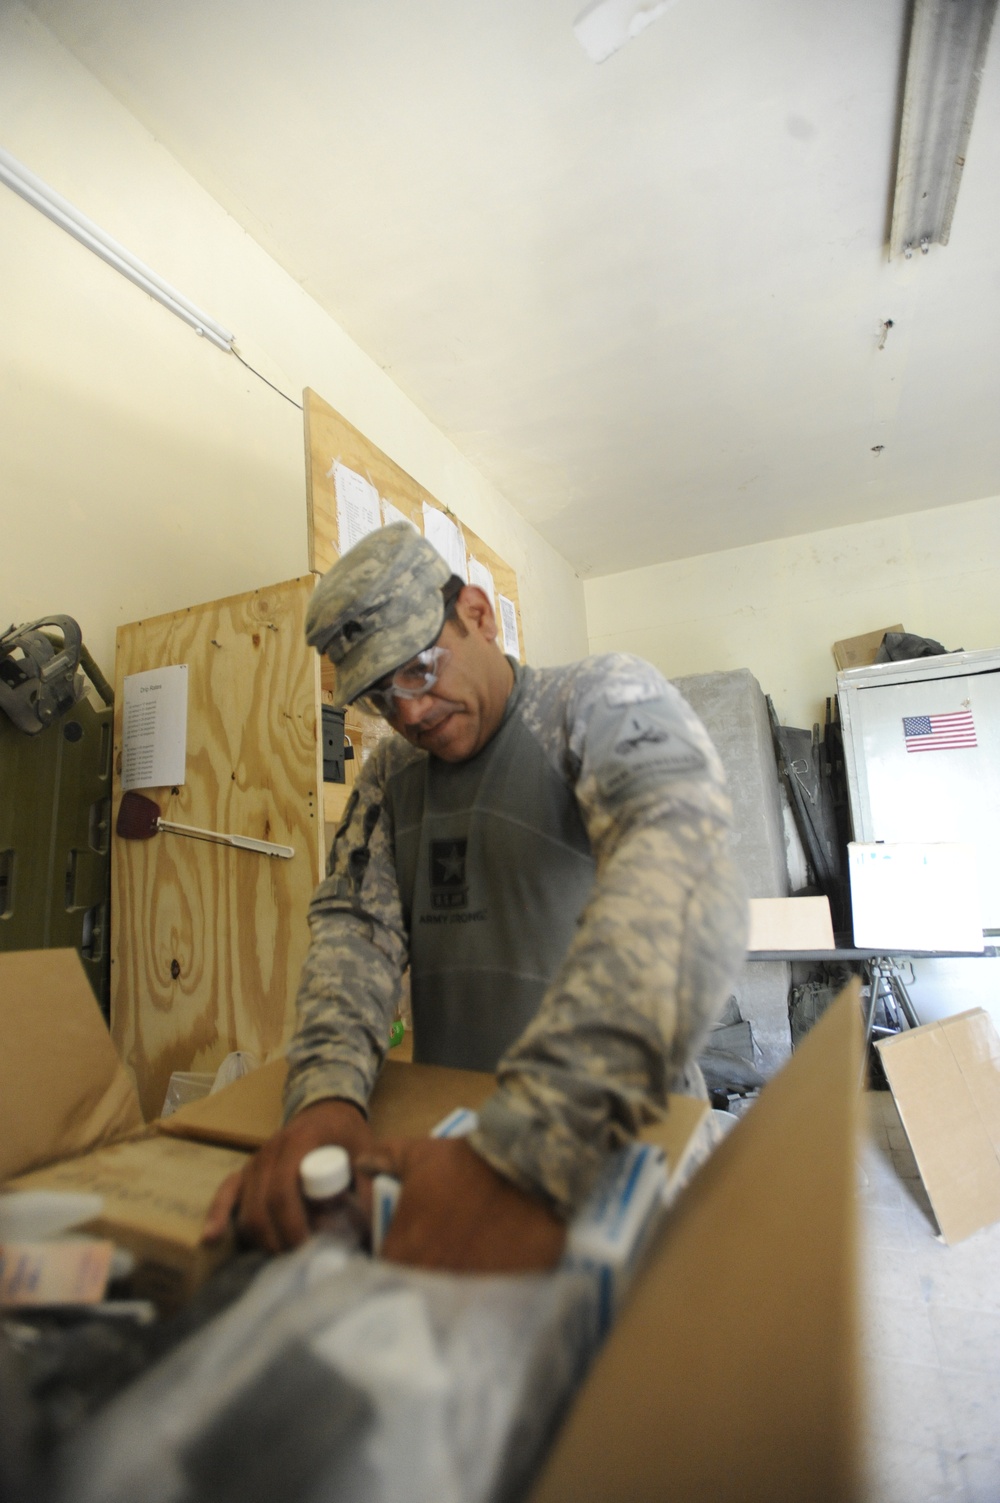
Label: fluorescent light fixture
xmin=889 ymin=0 xmax=998 ymax=259
xmin=574 ymin=0 xmax=682 ymax=64
xmin=0 ymin=146 xmax=234 ymax=351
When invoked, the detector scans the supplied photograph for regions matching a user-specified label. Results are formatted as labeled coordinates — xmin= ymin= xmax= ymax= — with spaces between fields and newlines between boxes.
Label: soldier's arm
xmin=204 ymin=753 xmax=408 ymax=1252
xmin=283 ymin=753 xmax=409 ymax=1120
xmin=469 ymin=658 xmax=748 ymax=1218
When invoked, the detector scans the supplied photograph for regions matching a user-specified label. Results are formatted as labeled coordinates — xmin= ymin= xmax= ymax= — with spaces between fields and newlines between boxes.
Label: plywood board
xmin=877 ymin=1008 xmax=1000 ymax=1244
xmin=303 ymin=388 xmax=524 ymax=660
xmin=111 ymin=578 xmax=323 ymax=1119
xmin=530 ymin=984 xmax=862 ymax=1503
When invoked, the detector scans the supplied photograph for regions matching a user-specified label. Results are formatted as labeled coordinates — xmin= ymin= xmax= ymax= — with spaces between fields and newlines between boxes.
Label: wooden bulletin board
xmin=110 ymin=578 xmax=323 ymax=1119
xmin=302 ymin=388 xmax=526 ymax=665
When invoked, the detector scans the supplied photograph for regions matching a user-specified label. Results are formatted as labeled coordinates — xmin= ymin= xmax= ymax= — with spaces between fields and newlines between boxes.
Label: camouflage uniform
xmin=285 ymin=649 xmax=747 ymax=1219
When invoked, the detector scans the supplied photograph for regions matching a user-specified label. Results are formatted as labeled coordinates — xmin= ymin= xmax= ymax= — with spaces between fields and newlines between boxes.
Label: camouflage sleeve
xmin=469 ymin=654 xmax=748 ymax=1217
xmin=282 ymin=746 xmax=409 ymax=1122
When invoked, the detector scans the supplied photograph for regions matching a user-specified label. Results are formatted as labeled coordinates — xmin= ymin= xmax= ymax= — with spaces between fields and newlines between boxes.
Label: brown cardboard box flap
xmin=160 ymin=1055 xmax=710 ymax=1167
xmin=158 ymin=1057 xmax=289 ymax=1147
xmin=0 ymin=949 xmax=143 ymax=1182
xmin=876 ymin=1007 xmax=1000 ymax=1245
xmin=159 ymin=1056 xmax=500 ymax=1147
xmin=530 ymin=983 xmax=862 ymax=1503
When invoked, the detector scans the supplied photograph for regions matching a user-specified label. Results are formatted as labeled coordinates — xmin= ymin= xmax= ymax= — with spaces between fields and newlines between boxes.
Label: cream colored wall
xmin=585 ymin=494 xmax=1000 ymax=729
xmin=0 ymin=4 xmax=587 ymax=683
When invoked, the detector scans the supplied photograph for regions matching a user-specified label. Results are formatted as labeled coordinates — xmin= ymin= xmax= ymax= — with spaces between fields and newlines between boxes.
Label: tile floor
xmin=861 ymin=1090 xmax=1000 ymax=1502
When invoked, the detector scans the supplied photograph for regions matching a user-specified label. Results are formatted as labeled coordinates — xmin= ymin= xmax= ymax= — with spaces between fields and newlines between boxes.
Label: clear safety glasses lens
xmin=356 ymin=646 xmax=451 ymax=719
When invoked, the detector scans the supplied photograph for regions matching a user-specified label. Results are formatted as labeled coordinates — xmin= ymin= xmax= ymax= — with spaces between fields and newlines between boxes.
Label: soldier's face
xmin=386 ymin=589 xmax=512 ymax=761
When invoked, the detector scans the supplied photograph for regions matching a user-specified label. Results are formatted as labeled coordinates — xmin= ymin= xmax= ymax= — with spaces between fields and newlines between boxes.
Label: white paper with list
xmin=422 ymin=505 xmax=468 ymax=582
xmin=381 ymin=498 xmax=417 ymax=531
xmin=498 ymin=594 xmax=520 ymax=659
xmin=121 ymin=665 xmax=188 ymax=791
xmin=330 ymin=461 xmax=381 ymax=553
xmin=467 ymin=556 xmax=496 ymax=611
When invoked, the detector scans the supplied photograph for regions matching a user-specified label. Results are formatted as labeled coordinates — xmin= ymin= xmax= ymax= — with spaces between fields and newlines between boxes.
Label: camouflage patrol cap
xmin=306 ymin=522 xmax=452 ymax=707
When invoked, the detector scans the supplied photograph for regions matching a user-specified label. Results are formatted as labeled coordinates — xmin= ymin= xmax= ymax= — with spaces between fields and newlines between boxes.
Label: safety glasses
xmin=356 ymin=645 xmax=452 ymax=719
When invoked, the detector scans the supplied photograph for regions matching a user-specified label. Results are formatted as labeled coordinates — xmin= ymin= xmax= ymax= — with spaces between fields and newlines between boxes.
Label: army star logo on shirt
xmin=430 ymin=838 xmax=469 ymax=910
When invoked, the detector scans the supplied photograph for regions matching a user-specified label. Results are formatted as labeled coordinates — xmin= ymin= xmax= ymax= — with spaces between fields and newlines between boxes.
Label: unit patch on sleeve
xmin=591 ymin=702 xmax=708 ymax=806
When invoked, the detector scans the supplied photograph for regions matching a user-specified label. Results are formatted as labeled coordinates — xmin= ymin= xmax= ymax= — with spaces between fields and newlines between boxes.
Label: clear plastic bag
xmin=55 ymin=1242 xmax=599 ymax=1503
xmin=160 ymin=1053 xmax=260 ymax=1118
xmin=159 ymin=1072 xmax=215 ymax=1119
xmin=209 ymin=1051 xmax=259 ymax=1094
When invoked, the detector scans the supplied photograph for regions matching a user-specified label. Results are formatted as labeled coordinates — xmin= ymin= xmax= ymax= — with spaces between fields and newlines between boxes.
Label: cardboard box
xmin=832 ymin=625 xmax=904 ymax=672
xmin=0 ymin=948 xmax=708 ymax=1315
xmin=876 ymin=1007 xmax=1000 ymax=1245
xmin=3 ymin=951 xmax=863 ymax=1499
xmin=747 ymin=896 xmax=835 ymax=951
xmin=1 ymin=949 xmax=711 ymax=1312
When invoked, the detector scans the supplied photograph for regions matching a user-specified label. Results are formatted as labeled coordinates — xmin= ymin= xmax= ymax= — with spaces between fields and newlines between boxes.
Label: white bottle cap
xmin=299 ymin=1145 xmax=351 ymax=1201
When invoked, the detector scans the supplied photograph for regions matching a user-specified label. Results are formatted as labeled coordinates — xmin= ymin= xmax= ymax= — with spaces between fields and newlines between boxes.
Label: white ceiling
xmin=25 ymin=0 xmax=1000 ymax=577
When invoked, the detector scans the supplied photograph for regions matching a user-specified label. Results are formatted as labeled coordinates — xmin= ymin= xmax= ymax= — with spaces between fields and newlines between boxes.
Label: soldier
xmin=206 ymin=522 xmax=747 ymax=1271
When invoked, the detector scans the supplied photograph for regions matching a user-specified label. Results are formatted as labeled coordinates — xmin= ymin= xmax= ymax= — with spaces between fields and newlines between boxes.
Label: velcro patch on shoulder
xmin=604 ymin=681 xmax=660 ymax=709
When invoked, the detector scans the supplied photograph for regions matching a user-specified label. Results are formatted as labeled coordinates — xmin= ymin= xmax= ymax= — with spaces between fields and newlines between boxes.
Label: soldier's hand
xmin=355 ymin=1137 xmax=566 ymax=1273
xmin=203 ymin=1099 xmax=374 ymax=1254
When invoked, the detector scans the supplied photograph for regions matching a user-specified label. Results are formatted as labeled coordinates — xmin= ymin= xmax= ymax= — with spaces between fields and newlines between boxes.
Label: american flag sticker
xmin=902 ymin=710 xmax=977 ymax=752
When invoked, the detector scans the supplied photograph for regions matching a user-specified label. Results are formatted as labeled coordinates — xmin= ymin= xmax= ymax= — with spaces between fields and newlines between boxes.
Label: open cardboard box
xmin=0 ymin=951 xmax=708 ymax=1309
xmin=2 ymin=950 xmax=862 ymax=1499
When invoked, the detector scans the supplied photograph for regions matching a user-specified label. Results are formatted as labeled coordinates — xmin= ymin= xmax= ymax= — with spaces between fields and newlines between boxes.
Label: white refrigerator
xmin=838 ymin=647 xmax=1000 ymax=1024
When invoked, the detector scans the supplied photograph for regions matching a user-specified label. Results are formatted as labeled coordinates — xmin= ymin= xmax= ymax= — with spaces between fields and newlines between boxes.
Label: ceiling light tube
xmin=0 ymin=146 xmax=235 ymax=351
xmin=889 ymin=0 xmax=999 ymax=259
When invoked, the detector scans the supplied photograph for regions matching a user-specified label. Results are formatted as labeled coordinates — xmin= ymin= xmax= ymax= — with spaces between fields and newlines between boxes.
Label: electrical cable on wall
xmin=231 ymin=348 xmax=302 ymax=410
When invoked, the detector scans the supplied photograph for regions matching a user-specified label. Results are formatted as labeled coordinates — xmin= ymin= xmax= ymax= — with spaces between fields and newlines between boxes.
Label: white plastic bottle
xmin=298 ymin=1146 xmax=366 ymax=1248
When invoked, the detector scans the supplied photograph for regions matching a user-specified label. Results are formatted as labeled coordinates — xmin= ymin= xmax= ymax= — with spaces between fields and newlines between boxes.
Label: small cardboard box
xmin=832 ymin=625 xmax=904 ymax=672
xmin=747 ymin=896 xmax=835 ymax=951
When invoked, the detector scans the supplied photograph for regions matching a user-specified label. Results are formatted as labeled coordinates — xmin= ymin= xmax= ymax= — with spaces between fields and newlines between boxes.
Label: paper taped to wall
xmin=422 ymin=505 xmax=468 ymax=582
xmin=121 ymin=664 xmax=188 ymax=791
xmin=381 ymin=498 xmax=416 ymax=531
xmin=467 ymin=556 xmax=496 ymax=611
xmin=498 ymin=594 xmax=520 ymax=658
xmin=331 ymin=461 xmax=381 ymax=554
